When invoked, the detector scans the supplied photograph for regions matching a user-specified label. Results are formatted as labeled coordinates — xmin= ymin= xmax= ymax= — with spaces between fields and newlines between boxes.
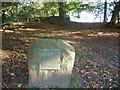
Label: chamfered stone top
xmin=29 ymin=39 xmax=75 ymax=50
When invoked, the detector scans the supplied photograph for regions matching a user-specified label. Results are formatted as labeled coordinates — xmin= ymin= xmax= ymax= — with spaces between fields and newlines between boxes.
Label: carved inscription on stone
xmin=38 ymin=49 xmax=60 ymax=69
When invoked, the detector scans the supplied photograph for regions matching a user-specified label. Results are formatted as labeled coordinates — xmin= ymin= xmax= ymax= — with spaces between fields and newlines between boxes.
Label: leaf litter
xmin=2 ymin=22 xmax=119 ymax=88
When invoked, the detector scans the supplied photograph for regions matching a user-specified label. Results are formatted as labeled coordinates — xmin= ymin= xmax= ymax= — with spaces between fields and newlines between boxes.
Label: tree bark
xmin=103 ymin=0 xmax=107 ymax=22
xmin=118 ymin=11 xmax=120 ymax=23
xmin=110 ymin=1 xmax=120 ymax=26
xmin=58 ymin=2 xmax=67 ymax=22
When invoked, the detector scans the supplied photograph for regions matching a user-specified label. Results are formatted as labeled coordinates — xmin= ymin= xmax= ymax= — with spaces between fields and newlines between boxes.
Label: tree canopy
xmin=1 ymin=1 xmax=120 ymax=27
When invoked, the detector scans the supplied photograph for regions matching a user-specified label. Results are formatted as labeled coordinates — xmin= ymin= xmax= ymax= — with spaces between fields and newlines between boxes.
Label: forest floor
xmin=1 ymin=21 xmax=120 ymax=88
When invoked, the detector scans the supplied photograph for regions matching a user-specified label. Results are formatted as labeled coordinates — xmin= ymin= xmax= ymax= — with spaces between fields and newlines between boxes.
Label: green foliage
xmin=2 ymin=2 xmax=21 ymax=25
xmin=17 ymin=5 xmax=35 ymax=20
xmin=2 ymin=1 xmax=115 ymax=25
xmin=41 ymin=2 xmax=59 ymax=17
xmin=66 ymin=2 xmax=96 ymax=18
xmin=69 ymin=74 xmax=81 ymax=88
xmin=103 ymin=63 xmax=111 ymax=69
xmin=103 ymin=84 xmax=110 ymax=88
xmin=26 ymin=86 xmax=40 ymax=89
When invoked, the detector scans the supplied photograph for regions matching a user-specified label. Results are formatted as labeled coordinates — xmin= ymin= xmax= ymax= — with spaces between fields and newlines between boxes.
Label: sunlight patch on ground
xmin=13 ymin=22 xmax=26 ymax=25
xmin=0 ymin=29 xmax=4 ymax=31
xmin=67 ymin=31 xmax=84 ymax=35
xmin=26 ymin=28 xmax=36 ymax=31
xmin=0 ymin=49 xmax=12 ymax=60
xmin=70 ymin=35 xmax=84 ymax=39
xmin=56 ymin=33 xmax=64 ymax=36
xmin=97 ymin=32 xmax=119 ymax=37
xmin=18 ymin=28 xmax=37 ymax=31
xmin=88 ymin=34 xmax=98 ymax=37
xmin=4 ymin=30 xmax=14 ymax=33
xmin=66 ymin=40 xmax=77 ymax=44
xmin=88 ymin=32 xmax=119 ymax=37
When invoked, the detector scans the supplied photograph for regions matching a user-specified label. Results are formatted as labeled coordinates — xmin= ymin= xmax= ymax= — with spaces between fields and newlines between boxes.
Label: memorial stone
xmin=28 ymin=39 xmax=75 ymax=88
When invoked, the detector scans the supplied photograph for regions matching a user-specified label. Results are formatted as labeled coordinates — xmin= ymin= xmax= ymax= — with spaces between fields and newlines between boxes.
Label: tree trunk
xmin=110 ymin=1 xmax=120 ymax=26
xmin=110 ymin=6 xmax=119 ymax=26
xmin=118 ymin=11 xmax=120 ymax=23
xmin=103 ymin=0 xmax=107 ymax=22
xmin=58 ymin=2 xmax=67 ymax=22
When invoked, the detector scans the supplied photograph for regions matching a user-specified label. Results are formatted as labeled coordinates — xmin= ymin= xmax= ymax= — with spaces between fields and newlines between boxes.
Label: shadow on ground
xmin=1 ymin=22 xmax=119 ymax=88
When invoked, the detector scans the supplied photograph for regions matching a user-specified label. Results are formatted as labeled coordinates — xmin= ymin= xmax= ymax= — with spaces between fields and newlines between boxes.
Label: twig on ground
xmin=2 ymin=81 xmax=9 ymax=88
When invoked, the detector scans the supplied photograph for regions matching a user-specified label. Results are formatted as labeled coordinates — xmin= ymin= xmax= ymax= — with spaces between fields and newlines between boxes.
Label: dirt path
xmin=1 ymin=22 xmax=119 ymax=88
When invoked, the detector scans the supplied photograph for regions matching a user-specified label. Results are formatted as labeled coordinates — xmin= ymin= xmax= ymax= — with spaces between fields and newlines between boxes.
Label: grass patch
xmin=26 ymin=86 xmax=40 ymax=89
xmin=69 ymin=74 xmax=81 ymax=88
xmin=103 ymin=63 xmax=112 ymax=69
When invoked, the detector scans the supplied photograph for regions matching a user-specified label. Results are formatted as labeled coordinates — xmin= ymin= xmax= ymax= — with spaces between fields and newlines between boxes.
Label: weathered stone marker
xmin=28 ymin=39 xmax=75 ymax=88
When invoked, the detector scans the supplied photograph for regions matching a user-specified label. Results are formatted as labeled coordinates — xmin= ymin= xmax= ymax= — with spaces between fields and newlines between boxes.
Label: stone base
xmin=29 ymin=70 xmax=71 ymax=88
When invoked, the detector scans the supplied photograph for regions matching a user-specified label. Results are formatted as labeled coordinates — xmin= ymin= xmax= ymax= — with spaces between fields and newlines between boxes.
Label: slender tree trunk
xmin=103 ymin=0 xmax=107 ymax=22
xmin=58 ymin=2 xmax=67 ymax=22
xmin=118 ymin=11 xmax=120 ymax=23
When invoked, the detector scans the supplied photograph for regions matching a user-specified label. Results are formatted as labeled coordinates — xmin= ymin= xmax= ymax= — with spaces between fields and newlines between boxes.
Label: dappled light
xmin=97 ymin=32 xmax=119 ymax=37
xmin=0 ymin=49 xmax=9 ymax=60
xmin=4 ymin=30 xmax=15 ymax=33
xmin=1 ymin=0 xmax=120 ymax=88
xmin=13 ymin=22 xmax=25 ymax=25
xmin=2 ymin=21 xmax=119 ymax=88
xmin=18 ymin=28 xmax=37 ymax=31
xmin=88 ymin=32 xmax=119 ymax=37
xmin=66 ymin=40 xmax=77 ymax=44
